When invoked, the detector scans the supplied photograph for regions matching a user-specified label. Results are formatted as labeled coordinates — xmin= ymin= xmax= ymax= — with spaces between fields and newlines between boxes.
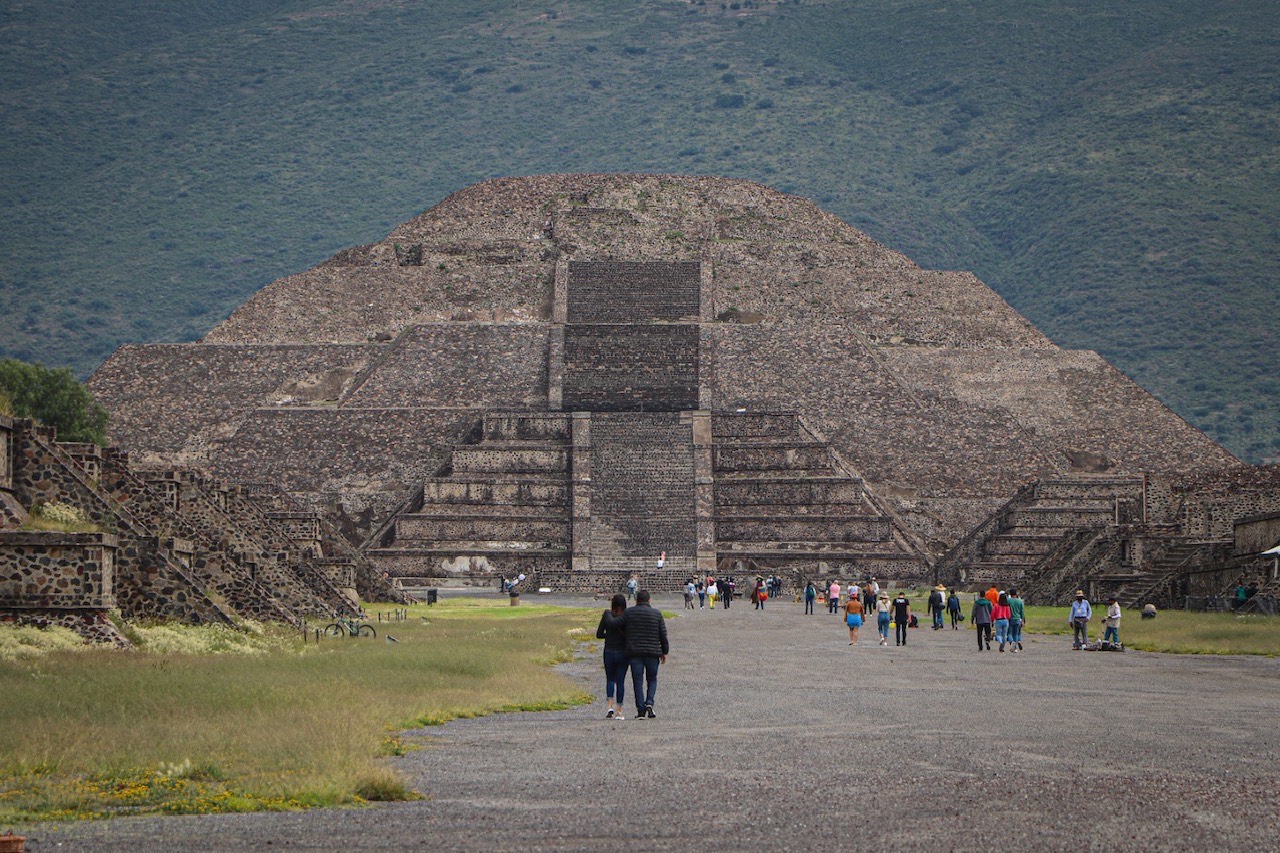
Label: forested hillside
xmin=2 ymin=0 xmax=1277 ymax=460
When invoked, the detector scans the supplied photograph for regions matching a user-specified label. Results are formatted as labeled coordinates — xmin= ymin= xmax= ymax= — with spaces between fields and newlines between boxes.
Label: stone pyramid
xmin=89 ymin=174 xmax=1236 ymax=587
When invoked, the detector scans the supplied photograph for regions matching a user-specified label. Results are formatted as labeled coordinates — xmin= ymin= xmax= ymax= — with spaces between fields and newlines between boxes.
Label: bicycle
xmin=322 ymin=615 xmax=377 ymax=638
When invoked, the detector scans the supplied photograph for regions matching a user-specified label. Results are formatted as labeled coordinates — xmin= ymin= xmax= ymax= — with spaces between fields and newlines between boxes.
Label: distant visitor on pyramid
xmin=88 ymin=173 xmax=1241 ymax=593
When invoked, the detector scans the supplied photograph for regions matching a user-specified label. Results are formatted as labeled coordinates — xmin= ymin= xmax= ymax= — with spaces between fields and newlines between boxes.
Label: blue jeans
xmin=1009 ymin=619 xmax=1023 ymax=645
xmin=629 ymin=656 xmax=660 ymax=714
xmin=933 ymin=609 xmax=944 ymax=629
xmin=994 ymin=618 xmax=1010 ymax=645
xmin=805 ymin=598 xmax=815 ymax=614
xmin=1103 ymin=625 xmax=1120 ymax=644
xmin=877 ymin=612 xmax=890 ymax=639
xmin=603 ymin=649 xmax=628 ymax=705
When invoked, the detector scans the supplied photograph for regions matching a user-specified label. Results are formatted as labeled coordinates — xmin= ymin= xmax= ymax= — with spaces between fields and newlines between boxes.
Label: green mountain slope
xmin=1 ymin=0 xmax=1276 ymax=460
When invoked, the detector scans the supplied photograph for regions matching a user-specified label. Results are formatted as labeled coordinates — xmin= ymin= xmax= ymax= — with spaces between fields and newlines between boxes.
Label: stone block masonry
xmin=562 ymin=325 xmax=699 ymax=412
xmin=0 ymin=532 xmax=117 ymax=610
xmin=567 ymin=261 xmax=701 ymax=323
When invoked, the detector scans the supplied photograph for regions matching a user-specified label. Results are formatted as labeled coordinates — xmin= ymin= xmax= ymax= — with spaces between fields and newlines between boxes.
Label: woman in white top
xmin=707 ymin=580 xmax=719 ymax=609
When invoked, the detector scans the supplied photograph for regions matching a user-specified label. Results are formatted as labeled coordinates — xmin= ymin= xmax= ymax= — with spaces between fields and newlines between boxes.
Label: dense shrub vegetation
xmin=0 ymin=359 xmax=108 ymax=444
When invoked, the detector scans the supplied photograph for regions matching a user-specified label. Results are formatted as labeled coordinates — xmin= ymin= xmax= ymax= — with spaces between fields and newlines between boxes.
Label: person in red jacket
xmin=992 ymin=591 xmax=1013 ymax=652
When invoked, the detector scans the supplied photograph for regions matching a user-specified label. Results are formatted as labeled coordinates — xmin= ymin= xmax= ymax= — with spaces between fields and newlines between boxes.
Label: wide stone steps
xmin=719 ymin=541 xmax=909 ymax=557
xmin=1004 ymin=507 xmax=1114 ymax=528
xmin=419 ymin=479 xmax=568 ymax=506
xmin=716 ymin=517 xmax=893 ymax=541
xmin=714 ymin=477 xmax=866 ymax=504
xmin=450 ymin=445 xmax=568 ymax=475
xmin=395 ymin=516 xmax=569 ymax=542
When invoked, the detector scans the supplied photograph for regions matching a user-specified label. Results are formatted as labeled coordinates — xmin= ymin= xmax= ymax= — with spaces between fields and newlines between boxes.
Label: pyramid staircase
xmin=363 ymin=413 xmax=572 ymax=585
xmin=712 ymin=413 xmax=929 ymax=582
xmin=938 ymin=476 xmax=1146 ymax=594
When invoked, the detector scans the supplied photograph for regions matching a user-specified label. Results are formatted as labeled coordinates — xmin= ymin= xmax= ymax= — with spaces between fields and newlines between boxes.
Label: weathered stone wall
xmin=590 ymin=413 xmax=697 ymax=559
xmin=1235 ymin=514 xmax=1280 ymax=554
xmin=567 ymin=261 xmax=701 ymax=322
xmin=342 ymin=324 xmax=550 ymax=409
xmin=8 ymin=420 xmax=233 ymax=625
xmin=88 ymin=344 xmax=382 ymax=462
xmin=0 ymin=532 xmax=117 ymax=610
xmin=562 ymin=325 xmax=699 ymax=412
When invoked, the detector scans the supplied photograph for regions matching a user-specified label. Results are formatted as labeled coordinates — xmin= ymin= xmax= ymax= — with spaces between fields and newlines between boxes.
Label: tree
xmin=0 ymin=358 xmax=109 ymax=444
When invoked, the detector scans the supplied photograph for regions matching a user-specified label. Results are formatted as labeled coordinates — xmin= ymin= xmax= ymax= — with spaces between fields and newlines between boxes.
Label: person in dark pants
xmin=972 ymin=592 xmax=994 ymax=651
xmin=804 ymin=581 xmax=817 ymax=615
xmin=604 ymin=589 xmax=669 ymax=719
xmin=891 ymin=592 xmax=911 ymax=646
xmin=947 ymin=589 xmax=962 ymax=629
xmin=595 ymin=594 xmax=629 ymax=719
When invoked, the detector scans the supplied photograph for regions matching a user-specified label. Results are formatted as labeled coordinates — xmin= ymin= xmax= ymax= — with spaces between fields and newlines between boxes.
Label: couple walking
xmin=595 ymin=590 xmax=670 ymax=720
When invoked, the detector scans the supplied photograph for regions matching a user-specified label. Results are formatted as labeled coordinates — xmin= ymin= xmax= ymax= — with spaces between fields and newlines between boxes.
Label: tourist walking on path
xmin=876 ymin=591 xmax=892 ymax=646
xmin=844 ymin=593 xmax=864 ymax=645
xmin=595 ymin=594 xmax=629 ymax=719
xmin=804 ymin=581 xmax=817 ymax=615
xmin=723 ymin=577 xmax=734 ymax=608
xmin=604 ymin=589 xmax=669 ymax=719
xmin=993 ymin=591 xmax=1012 ymax=652
xmin=972 ymin=592 xmax=994 ymax=651
xmin=891 ymin=592 xmax=911 ymax=646
xmin=626 ymin=574 xmax=638 ymax=601
xmin=707 ymin=578 xmax=718 ymax=609
xmin=1008 ymin=589 xmax=1025 ymax=651
xmin=1103 ymin=596 xmax=1122 ymax=646
xmin=862 ymin=582 xmax=876 ymax=616
xmin=828 ymin=580 xmax=842 ymax=614
xmin=1069 ymin=590 xmax=1093 ymax=649
xmin=947 ymin=589 xmax=962 ymax=629
xmin=752 ymin=578 xmax=768 ymax=610
xmin=684 ymin=579 xmax=696 ymax=610
xmin=985 ymin=586 xmax=999 ymax=607
xmin=696 ymin=579 xmax=706 ymax=609
xmin=928 ymin=585 xmax=946 ymax=630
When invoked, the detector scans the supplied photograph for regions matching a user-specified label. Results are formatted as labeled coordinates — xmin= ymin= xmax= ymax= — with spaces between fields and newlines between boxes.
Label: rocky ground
xmin=25 ymin=594 xmax=1280 ymax=850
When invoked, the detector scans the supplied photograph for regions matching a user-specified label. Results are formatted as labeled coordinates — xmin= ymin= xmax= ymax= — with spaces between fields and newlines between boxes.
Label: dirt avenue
xmin=28 ymin=596 xmax=1280 ymax=851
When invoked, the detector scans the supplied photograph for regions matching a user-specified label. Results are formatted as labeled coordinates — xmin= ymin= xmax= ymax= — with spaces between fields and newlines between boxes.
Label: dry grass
xmin=0 ymin=600 xmax=594 ymax=822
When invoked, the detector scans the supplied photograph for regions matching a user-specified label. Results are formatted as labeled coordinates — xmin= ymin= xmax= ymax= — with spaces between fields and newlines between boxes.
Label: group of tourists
xmin=599 ymin=571 xmax=1135 ymax=718
xmin=681 ymin=575 xmax=738 ymax=609
xmin=595 ymin=590 xmax=670 ymax=720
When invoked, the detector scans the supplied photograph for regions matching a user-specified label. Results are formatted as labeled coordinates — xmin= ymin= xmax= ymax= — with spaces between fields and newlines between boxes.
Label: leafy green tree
xmin=0 ymin=358 xmax=109 ymax=444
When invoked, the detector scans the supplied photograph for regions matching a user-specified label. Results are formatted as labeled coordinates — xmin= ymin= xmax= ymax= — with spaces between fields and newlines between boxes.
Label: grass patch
xmin=1022 ymin=605 xmax=1280 ymax=656
xmin=0 ymin=601 xmax=594 ymax=823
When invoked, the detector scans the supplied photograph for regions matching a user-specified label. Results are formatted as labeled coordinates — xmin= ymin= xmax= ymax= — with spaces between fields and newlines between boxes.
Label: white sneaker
xmin=613 ymin=713 xmax=626 ymax=720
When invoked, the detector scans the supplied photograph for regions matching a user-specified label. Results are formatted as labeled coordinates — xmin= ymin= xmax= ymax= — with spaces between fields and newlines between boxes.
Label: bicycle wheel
xmin=356 ymin=624 xmax=376 ymax=638
xmin=322 ymin=623 xmax=346 ymax=637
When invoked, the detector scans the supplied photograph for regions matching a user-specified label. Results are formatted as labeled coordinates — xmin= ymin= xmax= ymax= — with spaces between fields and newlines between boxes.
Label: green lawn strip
xmin=1021 ymin=605 xmax=1280 ymax=656
xmin=0 ymin=602 xmax=595 ymax=823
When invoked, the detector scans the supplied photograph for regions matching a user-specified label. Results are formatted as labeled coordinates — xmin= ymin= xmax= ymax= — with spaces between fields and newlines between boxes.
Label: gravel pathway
xmin=24 ymin=595 xmax=1280 ymax=850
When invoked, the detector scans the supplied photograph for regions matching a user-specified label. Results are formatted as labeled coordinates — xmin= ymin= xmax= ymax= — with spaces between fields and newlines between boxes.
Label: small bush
xmin=713 ymin=94 xmax=745 ymax=109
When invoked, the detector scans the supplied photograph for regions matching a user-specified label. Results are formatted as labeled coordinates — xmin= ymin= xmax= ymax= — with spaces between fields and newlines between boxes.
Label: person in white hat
xmin=1069 ymin=590 xmax=1092 ymax=649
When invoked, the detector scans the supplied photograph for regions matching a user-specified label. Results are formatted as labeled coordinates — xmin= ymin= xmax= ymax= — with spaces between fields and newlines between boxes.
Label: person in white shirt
xmin=1103 ymin=597 xmax=1122 ymax=645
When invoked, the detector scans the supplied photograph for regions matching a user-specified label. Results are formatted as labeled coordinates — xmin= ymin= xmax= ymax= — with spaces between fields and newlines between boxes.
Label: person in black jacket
xmin=605 ymin=589 xmax=669 ymax=719
xmin=595 ymin=594 xmax=629 ymax=719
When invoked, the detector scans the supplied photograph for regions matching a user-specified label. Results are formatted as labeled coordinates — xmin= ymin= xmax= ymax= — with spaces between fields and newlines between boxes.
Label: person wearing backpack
xmin=947 ymin=589 xmax=963 ymax=630
xmin=804 ymin=580 xmax=817 ymax=615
